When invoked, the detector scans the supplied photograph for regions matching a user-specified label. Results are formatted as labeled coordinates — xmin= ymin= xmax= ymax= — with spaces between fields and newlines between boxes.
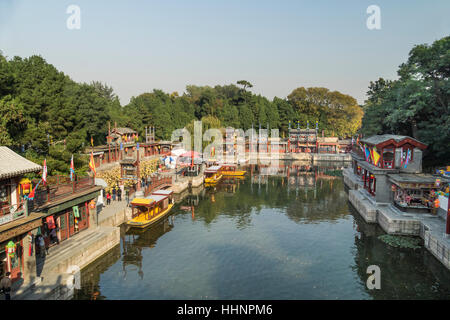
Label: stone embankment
xmin=344 ymin=167 xmax=450 ymax=270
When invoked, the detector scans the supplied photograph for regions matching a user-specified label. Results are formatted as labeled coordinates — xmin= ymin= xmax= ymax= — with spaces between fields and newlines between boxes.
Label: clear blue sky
xmin=1 ymin=0 xmax=449 ymax=105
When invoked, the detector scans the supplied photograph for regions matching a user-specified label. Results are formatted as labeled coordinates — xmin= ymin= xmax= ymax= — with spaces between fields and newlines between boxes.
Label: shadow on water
xmin=73 ymin=162 xmax=450 ymax=300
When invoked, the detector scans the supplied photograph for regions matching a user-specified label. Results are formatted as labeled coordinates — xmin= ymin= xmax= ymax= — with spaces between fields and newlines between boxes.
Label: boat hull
xmin=221 ymin=171 xmax=246 ymax=176
xmin=204 ymin=174 xmax=223 ymax=184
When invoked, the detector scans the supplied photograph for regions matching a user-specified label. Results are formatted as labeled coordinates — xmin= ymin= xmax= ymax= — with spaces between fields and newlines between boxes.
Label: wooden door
xmin=59 ymin=213 xmax=69 ymax=241
xmin=78 ymin=205 xmax=89 ymax=232
xmin=68 ymin=210 xmax=75 ymax=237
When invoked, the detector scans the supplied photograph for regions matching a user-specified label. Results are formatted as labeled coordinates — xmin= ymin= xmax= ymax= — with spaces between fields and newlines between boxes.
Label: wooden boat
xmin=219 ymin=164 xmax=246 ymax=177
xmin=127 ymin=193 xmax=173 ymax=228
xmin=204 ymin=165 xmax=223 ymax=185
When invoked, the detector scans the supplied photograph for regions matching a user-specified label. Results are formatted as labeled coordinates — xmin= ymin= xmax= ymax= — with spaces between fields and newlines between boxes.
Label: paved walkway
xmin=97 ymin=198 xmax=128 ymax=225
xmin=12 ymin=225 xmax=117 ymax=300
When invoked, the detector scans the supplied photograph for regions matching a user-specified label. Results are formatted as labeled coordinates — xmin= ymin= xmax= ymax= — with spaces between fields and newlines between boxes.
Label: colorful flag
xmin=25 ymin=179 xmax=42 ymax=200
xmin=404 ymin=149 xmax=411 ymax=168
xmin=70 ymin=154 xmax=75 ymax=181
xmin=400 ymin=148 xmax=404 ymax=167
xmin=89 ymin=152 xmax=96 ymax=175
xmin=372 ymin=148 xmax=381 ymax=166
xmin=91 ymin=136 xmax=94 ymax=147
xmin=42 ymin=159 xmax=47 ymax=185
xmin=364 ymin=145 xmax=370 ymax=162
xmin=359 ymin=142 xmax=364 ymax=153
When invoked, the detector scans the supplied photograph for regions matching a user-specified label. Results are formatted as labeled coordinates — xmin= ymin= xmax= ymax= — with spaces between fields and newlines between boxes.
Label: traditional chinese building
xmin=0 ymin=147 xmax=42 ymax=284
xmin=0 ymin=147 xmax=101 ymax=286
xmin=347 ymin=134 xmax=450 ymax=215
xmin=288 ymin=128 xmax=318 ymax=153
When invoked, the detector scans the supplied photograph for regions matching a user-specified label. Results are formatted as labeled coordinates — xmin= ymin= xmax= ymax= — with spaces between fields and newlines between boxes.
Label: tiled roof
xmin=0 ymin=147 xmax=42 ymax=179
xmin=360 ymin=134 xmax=424 ymax=146
xmin=113 ymin=127 xmax=137 ymax=134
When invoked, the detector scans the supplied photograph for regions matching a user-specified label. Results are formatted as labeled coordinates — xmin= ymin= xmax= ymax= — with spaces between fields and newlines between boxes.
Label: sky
xmin=0 ymin=0 xmax=449 ymax=105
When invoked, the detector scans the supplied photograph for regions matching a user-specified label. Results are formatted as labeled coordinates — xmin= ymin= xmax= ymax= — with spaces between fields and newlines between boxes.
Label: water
xmin=74 ymin=162 xmax=450 ymax=300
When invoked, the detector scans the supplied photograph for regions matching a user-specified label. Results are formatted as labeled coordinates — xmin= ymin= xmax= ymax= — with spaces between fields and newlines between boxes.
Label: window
xmin=383 ymin=148 xmax=394 ymax=169
xmin=0 ymin=183 xmax=11 ymax=215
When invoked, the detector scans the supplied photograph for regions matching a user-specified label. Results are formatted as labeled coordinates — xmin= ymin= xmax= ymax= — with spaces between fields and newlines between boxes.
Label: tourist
xmin=0 ymin=272 xmax=12 ymax=300
xmin=112 ymin=188 xmax=116 ymax=201
xmin=38 ymin=235 xmax=46 ymax=257
xmin=117 ymin=188 xmax=122 ymax=201
xmin=125 ymin=189 xmax=129 ymax=205
xmin=106 ymin=192 xmax=111 ymax=205
xmin=50 ymin=228 xmax=59 ymax=245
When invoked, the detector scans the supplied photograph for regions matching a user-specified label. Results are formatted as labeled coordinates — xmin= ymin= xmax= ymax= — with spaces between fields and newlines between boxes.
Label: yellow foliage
xmin=97 ymin=159 xmax=160 ymax=193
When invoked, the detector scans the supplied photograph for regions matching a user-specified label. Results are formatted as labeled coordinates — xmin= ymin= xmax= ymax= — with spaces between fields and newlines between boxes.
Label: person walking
xmin=38 ymin=235 xmax=46 ymax=258
xmin=125 ymin=188 xmax=129 ymax=206
xmin=112 ymin=187 xmax=116 ymax=201
xmin=1 ymin=272 xmax=12 ymax=300
xmin=117 ymin=188 xmax=122 ymax=201
xmin=106 ymin=192 xmax=111 ymax=205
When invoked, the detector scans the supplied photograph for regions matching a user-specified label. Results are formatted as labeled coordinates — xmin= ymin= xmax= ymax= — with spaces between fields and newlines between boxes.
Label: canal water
xmin=74 ymin=162 xmax=450 ymax=300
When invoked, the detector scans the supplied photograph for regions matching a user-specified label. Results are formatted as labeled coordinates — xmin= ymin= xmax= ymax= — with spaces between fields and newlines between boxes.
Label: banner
xmin=89 ymin=152 xmax=96 ymax=175
xmin=70 ymin=154 xmax=75 ymax=181
xmin=42 ymin=159 xmax=47 ymax=185
xmin=372 ymin=148 xmax=381 ymax=166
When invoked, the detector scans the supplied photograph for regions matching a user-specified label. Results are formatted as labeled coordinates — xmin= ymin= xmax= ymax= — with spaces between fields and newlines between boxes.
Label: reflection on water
xmin=74 ymin=161 xmax=450 ymax=300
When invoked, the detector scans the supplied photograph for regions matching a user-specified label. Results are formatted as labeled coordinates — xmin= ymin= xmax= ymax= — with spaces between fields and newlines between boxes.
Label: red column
xmin=446 ymin=196 xmax=450 ymax=235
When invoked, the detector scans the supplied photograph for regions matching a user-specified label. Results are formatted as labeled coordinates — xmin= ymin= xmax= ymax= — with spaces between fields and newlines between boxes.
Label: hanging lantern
xmin=6 ymin=241 xmax=16 ymax=257
xmin=391 ymin=184 xmax=397 ymax=192
xmin=89 ymin=199 xmax=96 ymax=209
xmin=20 ymin=178 xmax=32 ymax=195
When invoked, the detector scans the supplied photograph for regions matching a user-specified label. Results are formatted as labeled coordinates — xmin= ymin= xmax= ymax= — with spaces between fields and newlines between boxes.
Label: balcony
xmin=28 ymin=175 xmax=95 ymax=211
xmin=0 ymin=202 xmax=28 ymax=226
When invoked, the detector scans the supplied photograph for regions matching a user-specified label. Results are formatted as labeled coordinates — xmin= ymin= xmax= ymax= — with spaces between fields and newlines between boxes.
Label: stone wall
xmin=423 ymin=230 xmax=450 ymax=270
xmin=376 ymin=206 xmax=421 ymax=235
xmin=349 ymin=190 xmax=377 ymax=223
xmin=53 ymin=227 xmax=120 ymax=274
xmin=343 ymin=167 xmax=361 ymax=190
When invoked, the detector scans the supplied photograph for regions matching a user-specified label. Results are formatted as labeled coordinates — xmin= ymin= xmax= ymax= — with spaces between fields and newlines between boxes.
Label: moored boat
xmin=127 ymin=193 xmax=174 ymax=228
xmin=204 ymin=165 xmax=223 ymax=185
xmin=219 ymin=164 xmax=246 ymax=176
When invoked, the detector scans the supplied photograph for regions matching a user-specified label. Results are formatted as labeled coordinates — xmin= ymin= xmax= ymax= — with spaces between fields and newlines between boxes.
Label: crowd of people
xmin=103 ymin=186 xmax=129 ymax=206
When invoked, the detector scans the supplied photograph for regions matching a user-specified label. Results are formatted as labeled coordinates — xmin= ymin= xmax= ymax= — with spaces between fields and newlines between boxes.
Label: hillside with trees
xmin=361 ymin=36 xmax=449 ymax=167
xmin=0 ymin=51 xmax=365 ymax=174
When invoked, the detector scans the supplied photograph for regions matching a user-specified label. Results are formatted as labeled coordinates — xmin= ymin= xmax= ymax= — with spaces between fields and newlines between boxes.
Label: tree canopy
xmin=0 ymin=53 xmax=365 ymax=174
xmin=361 ymin=36 xmax=450 ymax=167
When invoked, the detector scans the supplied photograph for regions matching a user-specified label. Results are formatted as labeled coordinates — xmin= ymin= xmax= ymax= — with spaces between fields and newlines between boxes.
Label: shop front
xmin=0 ymin=215 xmax=42 ymax=283
xmin=1 ymin=237 xmax=24 ymax=282
xmin=388 ymin=174 xmax=448 ymax=214
xmin=38 ymin=202 xmax=91 ymax=252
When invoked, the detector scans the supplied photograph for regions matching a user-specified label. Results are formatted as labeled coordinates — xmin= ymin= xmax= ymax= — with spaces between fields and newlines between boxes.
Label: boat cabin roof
xmin=131 ymin=198 xmax=155 ymax=206
xmin=151 ymin=189 xmax=173 ymax=196
xmin=205 ymin=165 xmax=222 ymax=172
xmin=146 ymin=194 xmax=167 ymax=203
xmin=220 ymin=164 xmax=236 ymax=169
xmin=131 ymin=194 xmax=168 ymax=207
